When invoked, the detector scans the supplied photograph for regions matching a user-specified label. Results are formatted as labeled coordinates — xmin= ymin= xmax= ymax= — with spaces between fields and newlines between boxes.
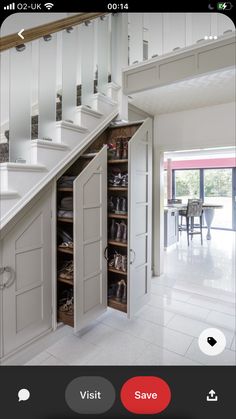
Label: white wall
xmin=154 ymin=102 xmax=235 ymax=151
xmin=153 ymin=101 xmax=235 ymax=276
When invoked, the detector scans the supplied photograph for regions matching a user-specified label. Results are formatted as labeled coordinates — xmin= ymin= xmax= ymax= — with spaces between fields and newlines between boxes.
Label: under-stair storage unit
xmin=0 ymin=187 xmax=53 ymax=361
xmin=56 ymin=147 xmax=108 ymax=332
xmin=56 ymin=118 xmax=152 ymax=331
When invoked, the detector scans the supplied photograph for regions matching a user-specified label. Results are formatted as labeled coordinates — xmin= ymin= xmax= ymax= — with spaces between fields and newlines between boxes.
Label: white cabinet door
xmin=74 ymin=146 xmax=107 ymax=332
xmin=128 ymin=118 xmax=152 ymax=318
xmin=2 ymin=187 xmax=52 ymax=356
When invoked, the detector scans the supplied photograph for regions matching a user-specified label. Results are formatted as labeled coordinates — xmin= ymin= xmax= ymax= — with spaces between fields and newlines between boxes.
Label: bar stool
xmin=179 ymin=199 xmax=203 ymax=246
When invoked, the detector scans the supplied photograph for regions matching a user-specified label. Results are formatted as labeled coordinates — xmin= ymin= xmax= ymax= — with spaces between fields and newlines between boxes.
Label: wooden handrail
xmin=0 ymin=12 xmax=108 ymax=52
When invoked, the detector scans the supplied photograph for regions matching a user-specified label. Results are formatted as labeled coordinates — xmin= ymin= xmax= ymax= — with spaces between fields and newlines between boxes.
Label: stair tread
xmin=0 ymin=162 xmax=47 ymax=171
xmin=31 ymin=140 xmax=69 ymax=150
xmin=76 ymin=105 xmax=103 ymax=118
xmin=0 ymin=189 xmax=19 ymax=198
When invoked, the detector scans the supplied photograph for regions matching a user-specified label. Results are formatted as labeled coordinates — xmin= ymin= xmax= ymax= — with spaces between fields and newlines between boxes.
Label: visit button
xmin=120 ymin=376 xmax=171 ymax=415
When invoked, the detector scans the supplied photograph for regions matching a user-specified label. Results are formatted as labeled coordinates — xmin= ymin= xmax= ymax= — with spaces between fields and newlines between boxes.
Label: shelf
xmin=108 ymin=240 xmax=127 ymax=248
xmin=108 ymin=213 xmax=128 ymax=219
xmin=108 ymin=267 xmax=127 ymax=275
xmin=58 ymin=188 xmax=73 ymax=192
xmin=108 ymin=159 xmax=128 ymax=164
xmin=82 ymin=153 xmax=97 ymax=159
xmin=58 ymin=276 xmax=74 ymax=286
xmin=57 ymin=246 xmax=73 ymax=255
xmin=57 ymin=309 xmax=74 ymax=328
xmin=58 ymin=217 xmax=73 ymax=223
xmin=108 ymin=297 xmax=127 ymax=313
xmin=108 ymin=187 xmax=128 ymax=191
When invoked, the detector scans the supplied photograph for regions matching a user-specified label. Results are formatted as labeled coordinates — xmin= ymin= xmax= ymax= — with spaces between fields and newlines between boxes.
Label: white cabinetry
xmin=0 ymin=187 xmax=53 ymax=361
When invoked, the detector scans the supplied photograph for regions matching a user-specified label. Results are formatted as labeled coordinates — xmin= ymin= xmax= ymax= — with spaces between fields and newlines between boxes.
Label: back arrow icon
xmin=18 ymin=29 xmax=24 ymax=40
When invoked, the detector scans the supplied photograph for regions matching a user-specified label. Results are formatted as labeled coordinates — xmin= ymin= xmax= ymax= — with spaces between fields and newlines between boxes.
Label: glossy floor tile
xmin=19 ymin=230 xmax=235 ymax=366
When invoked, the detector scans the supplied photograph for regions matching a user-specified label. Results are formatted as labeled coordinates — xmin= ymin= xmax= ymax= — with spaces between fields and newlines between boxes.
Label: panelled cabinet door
xmin=2 ymin=187 xmax=53 ymax=356
xmin=128 ymin=118 xmax=152 ymax=318
xmin=74 ymin=146 xmax=107 ymax=332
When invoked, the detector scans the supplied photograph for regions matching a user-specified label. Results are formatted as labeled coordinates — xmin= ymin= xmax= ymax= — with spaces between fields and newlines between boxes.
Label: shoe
xmin=58 ymin=260 xmax=74 ymax=280
xmin=114 ymin=197 xmax=121 ymax=214
xmin=121 ymin=173 xmax=128 ymax=187
xmin=109 ymin=219 xmax=116 ymax=240
xmin=122 ymin=139 xmax=128 ymax=159
xmin=108 ymin=196 xmax=115 ymax=213
xmin=114 ymin=254 xmax=122 ymax=270
xmin=121 ymin=255 xmax=127 ymax=272
xmin=120 ymin=197 xmax=127 ymax=214
xmin=120 ymin=221 xmax=127 ymax=243
xmin=115 ymin=280 xmax=123 ymax=301
xmin=120 ymin=279 xmax=127 ymax=304
xmin=115 ymin=222 xmax=122 ymax=242
xmin=115 ymin=138 xmax=122 ymax=160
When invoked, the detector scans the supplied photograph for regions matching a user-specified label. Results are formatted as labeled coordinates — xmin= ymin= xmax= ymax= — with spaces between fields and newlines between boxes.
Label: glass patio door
xmin=203 ymin=168 xmax=233 ymax=230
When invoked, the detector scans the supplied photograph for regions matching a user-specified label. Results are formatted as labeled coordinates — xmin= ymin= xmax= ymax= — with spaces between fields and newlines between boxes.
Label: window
xmin=204 ymin=168 xmax=232 ymax=229
xmin=174 ymin=170 xmax=200 ymax=204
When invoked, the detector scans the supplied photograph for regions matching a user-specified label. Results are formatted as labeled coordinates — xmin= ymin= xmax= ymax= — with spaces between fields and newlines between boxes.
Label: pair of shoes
xmin=58 ymin=175 xmax=76 ymax=188
xmin=57 ymin=209 xmax=73 ymax=219
xmin=108 ymin=196 xmax=127 ymax=214
xmin=58 ymin=289 xmax=74 ymax=315
xmin=115 ymin=279 xmax=127 ymax=303
xmin=58 ymin=260 xmax=73 ymax=281
xmin=58 ymin=241 xmax=73 ymax=249
xmin=114 ymin=137 xmax=129 ymax=160
xmin=109 ymin=220 xmax=127 ymax=243
xmin=108 ymin=170 xmax=128 ymax=187
xmin=109 ymin=252 xmax=127 ymax=272
xmin=58 ymin=296 xmax=74 ymax=315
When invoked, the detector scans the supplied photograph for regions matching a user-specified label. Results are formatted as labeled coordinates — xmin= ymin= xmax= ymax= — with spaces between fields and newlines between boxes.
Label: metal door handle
xmin=0 ymin=266 xmax=15 ymax=290
xmin=130 ymin=249 xmax=136 ymax=265
xmin=104 ymin=246 xmax=109 ymax=261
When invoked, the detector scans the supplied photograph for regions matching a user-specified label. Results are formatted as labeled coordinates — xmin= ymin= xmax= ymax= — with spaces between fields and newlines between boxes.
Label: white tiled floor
xmin=16 ymin=230 xmax=236 ymax=366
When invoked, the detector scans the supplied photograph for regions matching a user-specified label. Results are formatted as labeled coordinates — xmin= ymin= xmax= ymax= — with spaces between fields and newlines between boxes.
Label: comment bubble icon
xmin=18 ymin=388 xmax=30 ymax=402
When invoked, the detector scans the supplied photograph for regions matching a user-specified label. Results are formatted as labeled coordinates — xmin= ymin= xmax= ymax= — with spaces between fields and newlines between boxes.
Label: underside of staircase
xmin=0 ymin=86 xmax=119 ymax=230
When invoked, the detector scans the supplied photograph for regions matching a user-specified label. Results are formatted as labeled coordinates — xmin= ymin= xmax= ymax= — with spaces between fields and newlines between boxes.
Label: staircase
xmin=0 ymin=14 xmax=121 ymax=229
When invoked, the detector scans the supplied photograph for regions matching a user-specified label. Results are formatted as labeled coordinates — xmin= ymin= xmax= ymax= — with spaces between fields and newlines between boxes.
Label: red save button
xmin=120 ymin=376 xmax=171 ymax=415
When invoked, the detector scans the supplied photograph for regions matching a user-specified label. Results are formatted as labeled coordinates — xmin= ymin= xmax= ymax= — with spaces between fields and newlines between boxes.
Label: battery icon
xmin=217 ymin=2 xmax=233 ymax=10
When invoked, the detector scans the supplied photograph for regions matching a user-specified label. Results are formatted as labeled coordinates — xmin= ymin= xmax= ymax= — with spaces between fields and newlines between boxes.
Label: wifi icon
xmin=44 ymin=3 xmax=54 ymax=10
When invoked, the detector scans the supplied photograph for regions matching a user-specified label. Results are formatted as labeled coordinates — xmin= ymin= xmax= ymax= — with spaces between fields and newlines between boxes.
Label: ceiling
xmin=165 ymin=147 xmax=236 ymax=161
xmin=128 ymin=69 xmax=235 ymax=116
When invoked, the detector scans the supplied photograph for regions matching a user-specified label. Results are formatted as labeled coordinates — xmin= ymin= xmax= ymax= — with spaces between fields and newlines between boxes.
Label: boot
xmin=115 ymin=138 xmax=122 ymax=160
xmin=120 ymin=197 xmax=127 ymax=214
xmin=122 ymin=138 xmax=128 ymax=159
xmin=115 ymin=280 xmax=123 ymax=301
xmin=120 ymin=221 xmax=127 ymax=243
xmin=110 ymin=219 xmax=116 ymax=240
xmin=114 ymin=197 xmax=120 ymax=214
xmin=115 ymin=222 xmax=122 ymax=242
xmin=108 ymin=196 xmax=115 ymax=213
xmin=121 ymin=255 xmax=127 ymax=272
xmin=120 ymin=279 xmax=127 ymax=304
xmin=114 ymin=254 xmax=122 ymax=270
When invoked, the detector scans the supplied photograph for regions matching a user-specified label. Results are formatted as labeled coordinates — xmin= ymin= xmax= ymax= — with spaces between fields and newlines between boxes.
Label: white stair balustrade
xmin=0 ymin=13 xmax=121 ymax=228
xmin=61 ymin=27 xmax=77 ymax=122
xmin=9 ymin=43 xmax=32 ymax=163
xmin=79 ymin=20 xmax=95 ymax=107
xmin=38 ymin=33 xmax=57 ymax=141
xmin=96 ymin=16 xmax=109 ymax=94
